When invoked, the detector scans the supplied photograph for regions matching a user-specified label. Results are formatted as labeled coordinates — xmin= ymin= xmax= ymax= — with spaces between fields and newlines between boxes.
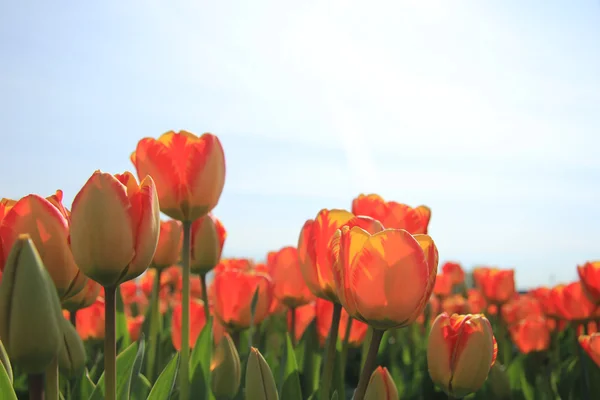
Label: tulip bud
xmin=191 ymin=214 xmax=226 ymax=274
xmin=0 ymin=235 xmax=62 ymax=374
xmin=0 ymin=340 xmax=12 ymax=383
xmin=245 ymin=347 xmax=278 ymax=400
xmin=62 ymin=279 xmax=102 ymax=312
xmin=427 ymin=313 xmax=497 ymax=398
xmin=57 ymin=317 xmax=86 ymax=377
xmin=364 ymin=366 xmax=398 ymax=400
xmin=211 ymin=333 xmax=241 ymax=398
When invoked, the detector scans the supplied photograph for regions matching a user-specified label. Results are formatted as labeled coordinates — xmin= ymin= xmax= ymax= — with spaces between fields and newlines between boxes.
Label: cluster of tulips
xmin=1 ymin=130 xmax=600 ymax=400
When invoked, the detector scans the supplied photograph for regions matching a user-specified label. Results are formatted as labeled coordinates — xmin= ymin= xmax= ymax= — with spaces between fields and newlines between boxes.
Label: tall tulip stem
xmin=353 ymin=328 xmax=385 ymax=400
xmin=319 ymin=302 xmax=342 ymax=400
xmin=179 ymin=220 xmax=192 ymax=400
xmin=28 ymin=374 xmax=45 ymax=400
xmin=200 ymin=272 xmax=210 ymax=322
xmin=290 ymin=306 xmax=297 ymax=346
xmin=104 ymin=285 xmax=117 ymax=400
xmin=576 ymin=325 xmax=591 ymax=400
xmin=45 ymin=358 xmax=59 ymax=400
xmin=340 ymin=317 xmax=353 ymax=367
xmin=145 ymin=267 xmax=162 ymax=381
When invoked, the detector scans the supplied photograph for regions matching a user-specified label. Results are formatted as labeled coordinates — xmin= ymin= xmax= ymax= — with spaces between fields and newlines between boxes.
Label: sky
xmin=1 ymin=1 xmax=599 ymax=290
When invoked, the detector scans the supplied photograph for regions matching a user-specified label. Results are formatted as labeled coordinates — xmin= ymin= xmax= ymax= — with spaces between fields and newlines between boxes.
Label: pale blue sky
xmin=1 ymin=1 xmax=599 ymax=290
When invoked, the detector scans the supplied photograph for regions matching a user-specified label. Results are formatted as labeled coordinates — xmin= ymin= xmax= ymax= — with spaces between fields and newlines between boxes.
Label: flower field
xmin=1 ymin=130 xmax=600 ymax=400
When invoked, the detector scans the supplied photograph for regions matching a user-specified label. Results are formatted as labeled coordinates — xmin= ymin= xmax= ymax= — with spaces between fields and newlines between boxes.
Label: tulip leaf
xmin=0 ymin=363 xmax=17 ymax=400
xmin=506 ymin=354 xmax=535 ymax=400
xmin=125 ymin=334 xmax=146 ymax=399
xmin=148 ymin=353 xmax=180 ymax=400
xmin=71 ymin=369 xmax=95 ymax=400
xmin=131 ymin=374 xmax=152 ymax=400
xmin=330 ymin=390 xmax=338 ymax=400
xmin=279 ymin=333 xmax=302 ymax=400
xmin=190 ymin=319 xmax=214 ymax=400
xmin=115 ymin=286 xmax=131 ymax=351
xmin=88 ymin=340 xmax=139 ymax=400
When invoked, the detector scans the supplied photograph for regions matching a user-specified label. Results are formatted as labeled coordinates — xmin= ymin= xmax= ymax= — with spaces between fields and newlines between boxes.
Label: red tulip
xmin=351 ymin=193 xmax=431 ymax=234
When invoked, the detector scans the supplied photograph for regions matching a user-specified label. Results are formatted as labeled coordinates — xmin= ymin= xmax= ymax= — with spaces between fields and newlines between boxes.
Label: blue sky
xmin=1 ymin=1 xmax=599 ymax=290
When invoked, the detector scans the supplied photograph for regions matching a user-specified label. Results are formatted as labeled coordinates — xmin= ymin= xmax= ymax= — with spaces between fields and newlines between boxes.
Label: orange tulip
xmin=268 ymin=246 xmax=315 ymax=308
xmin=550 ymin=282 xmax=598 ymax=321
xmin=509 ymin=315 xmax=550 ymax=354
xmin=211 ymin=268 xmax=273 ymax=331
xmin=214 ymin=258 xmax=254 ymax=274
xmin=579 ymin=333 xmax=600 ymax=367
xmin=172 ymin=299 xmax=207 ymax=351
xmin=298 ymin=209 xmax=384 ymax=302
xmin=131 ymin=130 xmax=226 ymax=221
xmin=0 ymin=191 xmax=86 ymax=301
xmin=74 ymin=297 xmax=105 ymax=340
xmin=351 ymin=193 xmax=431 ymax=234
xmin=191 ymin=213 xmax=226 ymax=274
xmin=287 ymin=303 xmax=316 ymax=344
xmin=329 ymin=226 xmax=438 ymax=329
xmin=441 ymin=262 xmax=465 ymax=285
xmin=472 ymin=267 xmax=515 ymax=304
xmin=427 ymin=313 xmax=497 ymax=398
xmin=315 ymin=298 xmax=368 ymax=347
xmin=70 ymin=171 xmax=160 ymax=287
xmin=441 ymin=294 xmax=469 ymax=315
xmin=63 ymin=279 xmax=102 ymax=312
xmin=529 ymin=287 xmax=559 ymax=318
xmin=501 ymin=295 xmax=543 ymax=326
xmin=120 ymin=280 xmax=139 ymax=302
xmin=153 ymin=220 xmax=182 ymax=269
xmin=127 ymin=315 xmax=144 ymax=342
xmin=578 ymin=261 xmax=600 ymax=304
xmin=433 ymin=274 xmax=453 ymax=298
xmin=467 ymin=289 xmax=487 ymax=314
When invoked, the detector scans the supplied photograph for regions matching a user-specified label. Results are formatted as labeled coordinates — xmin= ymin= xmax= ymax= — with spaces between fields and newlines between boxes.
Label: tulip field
xmin=2 ymin=130 xmax=600 ymax=400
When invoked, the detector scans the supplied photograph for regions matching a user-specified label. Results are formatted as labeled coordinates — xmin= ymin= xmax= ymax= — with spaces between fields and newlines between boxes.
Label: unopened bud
xmin=245 ymin=347 xmax=278 ymax=400
xmin=211 ymin=333 xmax=241 ymax=398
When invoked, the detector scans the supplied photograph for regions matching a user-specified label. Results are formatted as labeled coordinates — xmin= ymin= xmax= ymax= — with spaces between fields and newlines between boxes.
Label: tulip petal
xmin=298 ymin=220 xmax=321 ymax=297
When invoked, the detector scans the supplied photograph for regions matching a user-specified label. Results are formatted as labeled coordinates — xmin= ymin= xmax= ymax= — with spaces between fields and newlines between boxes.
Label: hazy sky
xmin=1 ymin=1 xmax=599 ymax=290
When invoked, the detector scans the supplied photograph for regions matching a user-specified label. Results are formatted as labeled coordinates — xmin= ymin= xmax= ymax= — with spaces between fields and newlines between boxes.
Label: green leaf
xmin=190 ymin=319 xmax=214 ymax=400
xmin=88 ymin=340 xmax=140 ymax=400
xmin=124 ymin=334 xmax=145 ymax=399
xmin=73 ymin=369 xmax=95 ymax=400
xmin=279 ymin=333 xmax=302 ymax=400
xmin=0 ymin=363 xmax=17 ymax=400
xmin=131 ymin=374 xmax=152 ymax=400
xmin=506 ymin=354 xmax=535 ymax=400
xmin=147 ymin=354 xmax=180 ymax=400
xmin=330 ymin=390 xmax=338 ymax=400
xmin=115 ymin=286 xmax=131 ymax=351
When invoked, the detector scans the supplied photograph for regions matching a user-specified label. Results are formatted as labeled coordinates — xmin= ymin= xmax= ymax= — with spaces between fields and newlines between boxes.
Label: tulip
xmin=0 ymin=235 xmax=63 ymax=374
xmin=441 ymin=294 xmax=470 ymax=315
xmin=351 ymin=193 xmax=431 ymax=234
xmin=467 ymin=289 xmax=487 ymax=314
xmin=433 ymin=274 xmax=453 ymax=298
xmin=578 ymin=261 xmax=600 ymax=304
xmin=211 ymin=333 xmax=241 ymax=398
xmin=63 ymin=278 xmax=102 ymax=313
xmin=211 ymin=267 xmax=273 ymax=331
xmin=268 ymin=246 xmax=315 ymax=309
xmin=550 ymin=282 xmax=598 ymax=321
xmin=579 ymin=333 xmax=600 ymax=367
xmin=364 ymin=366 xmax=398 ymax=400
xmin=315 ymin=298 xmax=368 ymax=348
xmin=171 ymin=299 xmax=207 ymax=351
xmin=57 ymin=317 xmax=86 ymax=378
xmin=427 ymin=313 xmax=497 ymax=398
xmin=0 ymin=191 xmax=86 ymax=302
xmin=74 ymin=297 xmax=105 ymax=340
xmin=287 ymin=303 xmax=316 ymax=344
xmin=473 ymin=267 xmax=515 ymax=304
xmin=127 ymin=315 xmax=144 ymax=342
xmin=509 ymin=315 xmax=551 ymax=354
xmin=298 ymin=209 xmax=384 ymax=302
xmin=501 ymin=295 xmax=543 ymax=326
xmin=131 ymin=130 xmax=226 ymax=222
xmin=191 ymin=213 xmax=226 ymax=274
xmin=529 ymin=287 xmax=559 ymax=318
xmin=442 ymin=261 xmax=465 ymax=285
xmin=245 ymin=347 xmax=278 ymax=400
xmin=329 ymin=226 xmax=438 ymax=329
xmin=70 ymin=170 xmax=160 ymax=287
xmin=153 ymin=220 xmax=183 ymax=269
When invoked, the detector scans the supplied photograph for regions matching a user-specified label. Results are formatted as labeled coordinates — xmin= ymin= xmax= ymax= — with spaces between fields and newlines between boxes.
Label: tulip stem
xmin=179 ymin=220 xmax=192 ymax=400
xmin=45 ymin=358 xmax=59 ymax=400
xmin=145 ymin=267 xmax=162 ymax=381
xmin=70 ymin=310 xmax=77 ymax=327
xmin=340 ymin=317 xmax=353 ymax=367
xmin=200 ymin=272 xmax=210 ymax=322
xmin=353 ymin=328 xmax=385 ymax=400
xmin=576 ymin=325 xmax=591 ymax=400
xmin=28 ymin=374 xmax=45 ymax=400
xmin=104 ymin=285 xmax=117 ymax=400
xmin=319 ymin=302 xmax=342 ymax=400
xmin=290 ymin=307 xmax=297 ymax=346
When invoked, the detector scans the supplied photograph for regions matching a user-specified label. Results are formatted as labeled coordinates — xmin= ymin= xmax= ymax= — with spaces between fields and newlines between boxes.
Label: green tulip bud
xmin=244 ymin=347 xmax=278 ymax=400
xmin=57 ymin=317 xmax=86 ymax=377
xmin=0 ymin=235 xmax=62 ymax=374
xmin=364 ymin=366 xmax=398 ymax=400
xmin=0 ymin=339 xmax=12 ymax=383
xmin=211 ymin=333 xmax=241 ymax=398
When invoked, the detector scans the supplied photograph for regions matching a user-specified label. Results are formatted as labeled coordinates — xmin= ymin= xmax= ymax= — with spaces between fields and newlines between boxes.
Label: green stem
xmin=145 ymin=267 xmax=162 ymax=381
xmin=576 ymin=324 xmax=591 ymax=400
xmin=353 ymin=328 xmax=385 ymax=400
xmin=200 ymin=272 xmax=210 ymax=322
xmin=231 ymin=330 xmax=241 ymax=350
xmin=70 ymin=310 xmax=77 ymax=327
xmin=340 ymin=317 xmax=353 ymax=367
xmin=104 ymin=285 xmax=117 ymax=400
xmin=28 ymin=374 xmax=45 ymax=400
xmin=45 ymin=358 xmax=59 ymax=400
xmin=290 ymin=307 xmax=297 ymax=346
xmin=319 ymin=302 xmax=342 ymax=400
xmin=179 ymin=220 xmax=192 ymax=400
